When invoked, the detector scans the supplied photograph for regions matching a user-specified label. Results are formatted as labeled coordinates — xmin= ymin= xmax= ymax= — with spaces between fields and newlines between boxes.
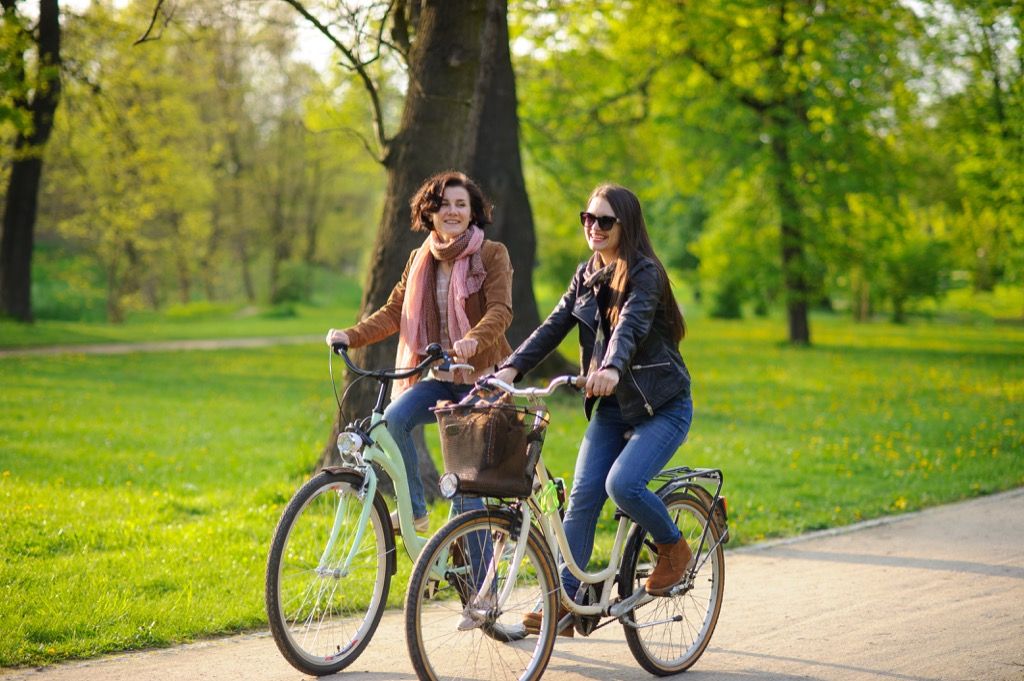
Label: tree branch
xmin=278 ymin=0 xmax=391 ymax=159
xmin=681 ymin=43 xmax=777 ymax=113
xmin=134 ymin=0 xmax=171 ymax=45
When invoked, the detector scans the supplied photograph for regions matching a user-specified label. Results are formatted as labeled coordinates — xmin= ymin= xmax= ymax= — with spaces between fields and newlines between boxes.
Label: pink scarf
xmin=395 ymin=225 xmax=486 ymax=394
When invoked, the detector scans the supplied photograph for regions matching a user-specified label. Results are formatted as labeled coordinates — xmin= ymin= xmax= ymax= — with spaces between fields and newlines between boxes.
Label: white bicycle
xmin=404 ymin=374 xmax=729 ymax=681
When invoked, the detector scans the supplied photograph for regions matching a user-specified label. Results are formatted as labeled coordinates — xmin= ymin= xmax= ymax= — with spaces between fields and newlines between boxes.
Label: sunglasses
xmin=580 ymin=212 xmax=618 ymax=231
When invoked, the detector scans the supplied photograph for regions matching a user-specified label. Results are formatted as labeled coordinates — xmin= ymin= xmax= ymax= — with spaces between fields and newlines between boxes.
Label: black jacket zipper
xmin=627 ymin=368 xmax=655 ymax=416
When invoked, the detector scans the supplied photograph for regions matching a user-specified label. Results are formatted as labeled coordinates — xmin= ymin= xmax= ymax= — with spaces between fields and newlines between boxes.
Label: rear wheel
xmin=619 ymin=493 xmax=725 ymax=675
xmin=406 ymin=508 xmax=558 ymax=681
xmin=265 ymin=470 xmax=394 ymax=675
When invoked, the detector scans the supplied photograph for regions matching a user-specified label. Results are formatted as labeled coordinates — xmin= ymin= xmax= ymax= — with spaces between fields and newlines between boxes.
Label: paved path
xmin=4 ymin=488 xmax=1022 ymax=681
xmin=0 ymin=336 xmax=320 ymax=358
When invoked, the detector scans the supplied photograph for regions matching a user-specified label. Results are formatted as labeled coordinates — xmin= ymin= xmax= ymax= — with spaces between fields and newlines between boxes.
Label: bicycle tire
xmin=405 ymin=508 xmax=558 ymax=681
xmin=618 ymin=492 xmax=725 ymax=675
xmin=265 ymin=469 xmax=395 ymax=676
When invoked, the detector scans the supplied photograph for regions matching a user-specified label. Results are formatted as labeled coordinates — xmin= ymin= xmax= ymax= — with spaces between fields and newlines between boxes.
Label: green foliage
xmin=512 ymin=0 xmax=1022 ymax=332
xmin=0 ymin=6 xmax=32 ymax=132
xmin=0 ymin=276 xmax=363 ymax=348
xmin=30 ymin=244 xmax=107 ymax=322
xmin=25 ymin=1 xmax=386 ymax=323
xmin=2 ymin=316 xmax=1022 ymax=665
xmin=162 ymin=301 xmax=243 ymax=321
xmin=260 ymin=303 xmax=298 ymax=319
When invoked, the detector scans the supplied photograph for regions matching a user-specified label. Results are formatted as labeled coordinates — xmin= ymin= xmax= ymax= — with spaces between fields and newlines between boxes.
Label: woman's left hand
xmin=585 ymin=367 xmax=619 ymax=397
xmin=452 ymin=337 xmax=479 ymax=360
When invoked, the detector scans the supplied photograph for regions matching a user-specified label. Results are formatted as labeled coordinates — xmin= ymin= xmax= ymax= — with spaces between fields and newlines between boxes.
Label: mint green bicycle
xmin=265 ymin=342 xmax=480 ymax=676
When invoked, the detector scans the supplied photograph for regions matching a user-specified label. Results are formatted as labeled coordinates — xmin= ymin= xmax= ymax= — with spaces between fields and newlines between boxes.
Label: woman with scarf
xmin=326 ymin=170 xmax=513 ymax=532
xmin=493 ymin=183 xmax=693 ymax=636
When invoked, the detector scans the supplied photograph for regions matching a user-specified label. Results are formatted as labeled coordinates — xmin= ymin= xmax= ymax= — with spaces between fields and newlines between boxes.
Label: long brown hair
xmin=409 ymin=170 xmax=493 ymax=232
xmin=589 ymin=184 xmax=686 ymax=343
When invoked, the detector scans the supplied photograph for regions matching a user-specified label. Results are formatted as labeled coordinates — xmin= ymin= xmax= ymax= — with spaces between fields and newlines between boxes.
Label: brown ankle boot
xmin=645 ymin=537 xmax=693 ymax=596
xmin=522 ymin=604 xmax=574 ymax=637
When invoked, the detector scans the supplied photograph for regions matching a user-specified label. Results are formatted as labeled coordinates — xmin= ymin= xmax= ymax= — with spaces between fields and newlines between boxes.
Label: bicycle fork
xmin=457 ymin=505 xmax=534 ymax=629
xmin=315 ymin=469 xmax=378 ymax=579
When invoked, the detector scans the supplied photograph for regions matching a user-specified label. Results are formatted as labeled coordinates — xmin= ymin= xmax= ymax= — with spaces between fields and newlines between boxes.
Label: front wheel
xmin=405 ymin=508 xmax=559 ymax=681
xmin=619 ymin=492 xmax=725 ymax=675
xmin=265 ymin=469 xmax=395 ymax=676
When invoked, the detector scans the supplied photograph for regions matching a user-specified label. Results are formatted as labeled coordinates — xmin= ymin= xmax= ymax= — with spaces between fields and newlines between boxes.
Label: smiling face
xmin=431 ymin=185 xmax=473 ymax=242
xmin=584 ymin=195 xmax=621 ymax=264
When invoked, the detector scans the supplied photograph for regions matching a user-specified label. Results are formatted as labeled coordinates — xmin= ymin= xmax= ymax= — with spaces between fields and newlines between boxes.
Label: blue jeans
xmin=383 ymin=379 xmax=483 ymax=519
xmin=561 ymin=393 xmax=693 ymax=599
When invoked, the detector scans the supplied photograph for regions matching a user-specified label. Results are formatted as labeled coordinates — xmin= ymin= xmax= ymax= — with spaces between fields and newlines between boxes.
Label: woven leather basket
xmin=433 ymin=400 xmax=548 ymax=498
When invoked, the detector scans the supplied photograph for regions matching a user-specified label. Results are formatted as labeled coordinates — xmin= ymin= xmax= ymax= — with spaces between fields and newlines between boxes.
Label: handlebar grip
xmin=571 ymin=375 xmax=587 ymax=389
xmin=331 ymin=342 xmax=349 ymax=354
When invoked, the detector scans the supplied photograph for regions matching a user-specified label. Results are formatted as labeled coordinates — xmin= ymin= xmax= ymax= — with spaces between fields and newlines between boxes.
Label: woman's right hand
xmin=492 ymin=367 xmax=518 ymax=385
xmin=325 ymin=328 xmax=350 ymax=347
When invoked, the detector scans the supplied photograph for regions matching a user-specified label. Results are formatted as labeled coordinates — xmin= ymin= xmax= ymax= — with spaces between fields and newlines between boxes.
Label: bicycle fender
xmin=317 ymin=466 xmax=398 ymax=574
xmin=655 ymin=480 xmax=730 ymax=545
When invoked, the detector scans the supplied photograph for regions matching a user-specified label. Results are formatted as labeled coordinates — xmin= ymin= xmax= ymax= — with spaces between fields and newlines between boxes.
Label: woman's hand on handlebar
xmin=492 ymin=367 xmax=518 ymax=386
xmin=585 ymin=367 xmax=619 ymax=398
xmin=452 ymin=337 xmax=478 ymax=360
xmin=326 ymin=328 xmax=349 ymax=348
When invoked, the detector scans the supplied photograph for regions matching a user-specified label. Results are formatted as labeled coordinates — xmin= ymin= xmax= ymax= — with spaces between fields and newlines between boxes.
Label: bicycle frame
xmin=355 ymin=412 xmax=429 ymax=557
xmin=528 ymin=457 xmax=638 ymax=618
xmin=473 ymin=375 xmax=726 ymax=626
xmin=324 ymin=344 xmax=471 ymax=565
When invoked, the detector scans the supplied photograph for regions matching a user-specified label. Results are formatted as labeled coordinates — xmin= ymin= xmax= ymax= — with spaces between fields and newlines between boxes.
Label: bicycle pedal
xmin=653 ymin=580 xmax=691 ymax=598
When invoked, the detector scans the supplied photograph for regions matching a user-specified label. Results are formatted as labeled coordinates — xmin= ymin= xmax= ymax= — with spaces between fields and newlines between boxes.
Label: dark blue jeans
xmin=384 ymin=379 xmax=490 ymax=591
xmin=382 ymin=379 xmax=483 ymax=519
xmin=561 ymin=393 xmax=693 ymax=599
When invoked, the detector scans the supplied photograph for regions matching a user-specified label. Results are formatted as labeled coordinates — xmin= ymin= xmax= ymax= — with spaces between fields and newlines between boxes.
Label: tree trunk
xmin=0 ymin=0 xmax=61 ymax=322
xmin=770 ymin=118 xmax=811 ymax=346
xmin=317 ymin=0 xmax=500 ymax=494
xmin=469 ymin=0 xmax=573 ymax=373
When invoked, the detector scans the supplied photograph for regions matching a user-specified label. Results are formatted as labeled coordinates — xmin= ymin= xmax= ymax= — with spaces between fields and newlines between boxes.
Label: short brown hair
xmin=409 ymin=170 xmax=493 ymax=232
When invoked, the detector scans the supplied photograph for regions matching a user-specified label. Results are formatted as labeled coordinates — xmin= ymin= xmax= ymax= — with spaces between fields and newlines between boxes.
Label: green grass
xmin=1 ymin=315 xmax=1022 ymax=667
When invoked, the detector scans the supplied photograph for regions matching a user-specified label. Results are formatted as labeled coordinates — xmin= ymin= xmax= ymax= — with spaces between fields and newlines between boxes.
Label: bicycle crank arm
xmin=607 ymin=588 xmax=653 ymax=618
xmin=619 ymin=614 xmax=684 ymax=630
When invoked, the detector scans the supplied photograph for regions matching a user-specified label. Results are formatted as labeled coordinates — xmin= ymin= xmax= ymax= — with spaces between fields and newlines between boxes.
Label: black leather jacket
xmin=502 ymin=256 xmax=691 ymax=424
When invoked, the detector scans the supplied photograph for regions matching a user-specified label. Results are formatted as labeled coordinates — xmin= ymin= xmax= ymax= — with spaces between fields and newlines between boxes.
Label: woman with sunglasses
xmin=493 ymin=183 xmax=693 ymax=635
xmin=326 ymin=170 xmax=514 ymax=532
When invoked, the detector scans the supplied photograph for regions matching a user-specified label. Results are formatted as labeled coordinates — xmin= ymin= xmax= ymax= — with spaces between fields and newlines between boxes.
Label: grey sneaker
xmin=390 ymin=509 xmax=429 ymax=535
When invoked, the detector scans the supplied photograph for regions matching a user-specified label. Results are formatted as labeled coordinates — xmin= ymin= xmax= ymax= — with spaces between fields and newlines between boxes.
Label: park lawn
xmin=1 ymin=316 xmax=1023 ymax=667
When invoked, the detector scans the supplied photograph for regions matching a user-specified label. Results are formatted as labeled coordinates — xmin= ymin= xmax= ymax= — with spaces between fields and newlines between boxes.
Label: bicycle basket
xmin=433 ymin=397 xmax=548 ymax=498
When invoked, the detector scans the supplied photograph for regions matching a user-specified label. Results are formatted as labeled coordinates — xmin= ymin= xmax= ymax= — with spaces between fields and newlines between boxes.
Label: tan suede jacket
xmin=343 ymin=240 xmax=514 ymax=380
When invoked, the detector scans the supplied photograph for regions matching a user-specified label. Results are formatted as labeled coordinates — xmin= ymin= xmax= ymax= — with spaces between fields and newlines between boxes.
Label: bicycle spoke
xmin=266 ymin=471 xmax=392 ymax=675
xmin=621 ymin=494 xmax=724 ymax=674
xmin=406 ymin=510 xmax=557 ymax=681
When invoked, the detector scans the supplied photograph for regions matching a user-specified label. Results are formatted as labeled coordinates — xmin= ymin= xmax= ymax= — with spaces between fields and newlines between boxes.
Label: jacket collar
xmin=582 ymin=258 xmax=615 ymax=290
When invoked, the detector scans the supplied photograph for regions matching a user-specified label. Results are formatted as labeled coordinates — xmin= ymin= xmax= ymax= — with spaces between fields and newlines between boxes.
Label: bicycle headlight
xmin=336 ymin=431 xmax=364 ymax=466
xmin=439 ymin=473 xmax=460 ymax=499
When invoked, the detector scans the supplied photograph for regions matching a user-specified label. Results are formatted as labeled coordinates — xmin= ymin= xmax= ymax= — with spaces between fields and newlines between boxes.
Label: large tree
xmin=1 ymin=0 xmax=61 ymax=322
xmin=517 ymin=0 xmax=920 ymax=344
xmin=286 ymin=1 xmax=556 ymax=484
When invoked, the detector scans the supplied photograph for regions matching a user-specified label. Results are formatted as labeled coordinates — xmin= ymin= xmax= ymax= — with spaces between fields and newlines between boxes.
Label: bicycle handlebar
xmin=332 ymin=341 xmax=466 ymax=381
xmin=479 ymin=374 xmax=587 ymax=397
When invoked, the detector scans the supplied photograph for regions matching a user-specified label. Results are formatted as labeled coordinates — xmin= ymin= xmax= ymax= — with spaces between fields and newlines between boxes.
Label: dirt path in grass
xmin=3 ymin=488 xmax=1022 ymax=681
xmin=0 ymin=335 xmax=319 ymax=357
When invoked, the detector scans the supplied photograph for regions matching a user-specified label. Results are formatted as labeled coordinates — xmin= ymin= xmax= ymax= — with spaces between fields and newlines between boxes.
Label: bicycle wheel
xmin=619 ymin=492 xmax=725 ymax=675
xmin=406 ymin=508 xmax=558 ymax=681
xmin=266 ymin=469 xmax=395 ymax=676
